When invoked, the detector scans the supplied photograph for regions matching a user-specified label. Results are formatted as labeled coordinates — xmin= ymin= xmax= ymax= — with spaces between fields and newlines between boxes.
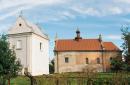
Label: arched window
xmin=86 ymin=58 xmax=89 ymax=64
xmin=40 ymin=42 xmax=42 ymax=50
xmin=110 ymin=57 xmax=112 ymax=62
xmin=97 ymin=58 xmax=100 ymax=64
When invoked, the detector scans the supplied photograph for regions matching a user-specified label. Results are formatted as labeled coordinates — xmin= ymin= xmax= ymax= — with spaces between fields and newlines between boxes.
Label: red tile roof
xmin=103 ymin=42 xmax=120 ymax=51
xmin=54 ymin=39 xmax=120 ymax=52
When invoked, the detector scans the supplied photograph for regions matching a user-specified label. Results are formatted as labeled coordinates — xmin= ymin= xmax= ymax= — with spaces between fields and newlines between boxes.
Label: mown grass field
xmin=10 ymin=76 xmax=30 ymax=85
xmin=10 ymin=72 xmax=130 ymax=85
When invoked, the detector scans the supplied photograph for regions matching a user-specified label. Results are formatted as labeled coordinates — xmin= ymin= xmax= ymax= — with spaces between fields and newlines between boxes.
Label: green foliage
xmin=110 ymin=57 xmax=125 ymax=72
xmin=49 ymin=59 xmax=54 ymax=74
xmin=0 ymin=34 xmax=22 ymax=85
xmin=121 ymin=27 xmax=130 ymax=71
xmin=110 ymin=27 xmax=130 ymax=72
xmin=121 ymin=27 xmax=130 ymax=63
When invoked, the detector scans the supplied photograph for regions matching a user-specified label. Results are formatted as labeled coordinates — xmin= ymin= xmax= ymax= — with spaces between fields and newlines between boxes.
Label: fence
xmin=34 ymin=72 xmax=130 ymax=85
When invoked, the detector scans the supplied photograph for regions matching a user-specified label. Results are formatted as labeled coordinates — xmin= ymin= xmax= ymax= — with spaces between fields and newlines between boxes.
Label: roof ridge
xmin=103 ymin=41 xmax=113 ymax=43
xmin=57 ymin=39 xmax=99 ymax=40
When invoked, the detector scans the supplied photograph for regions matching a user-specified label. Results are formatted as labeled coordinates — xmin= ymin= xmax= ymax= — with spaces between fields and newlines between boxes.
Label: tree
xmin=121 ymin=27 xmax=130 ymax=71
xmin=49 ymin=59 xmax=54 ymax=74
xmin=0 ymin=34 xmax=22 ymax=85
xmin=111 ymin=27 xmax=130 ymax=72
xmin=110 ymin=55 xmax=125 ymax=72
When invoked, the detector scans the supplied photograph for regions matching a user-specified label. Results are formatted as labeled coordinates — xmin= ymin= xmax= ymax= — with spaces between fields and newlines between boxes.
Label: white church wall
xmin=8 ymin=34 xmax=32 ymax=74
xmin=31 ymin=33 xmax=49 ymax=75
xmin=8 ymin=16 xmax=49 ymax=76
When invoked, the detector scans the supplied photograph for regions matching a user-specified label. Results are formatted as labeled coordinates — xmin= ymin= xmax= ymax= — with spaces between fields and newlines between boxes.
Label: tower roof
xmin=8 ymin=16 xmax=49 ymax=39
xmin=75 ymin=29 xmax=82 ymax=40
xmin=76 ymin=28 xmax=80 ymax=34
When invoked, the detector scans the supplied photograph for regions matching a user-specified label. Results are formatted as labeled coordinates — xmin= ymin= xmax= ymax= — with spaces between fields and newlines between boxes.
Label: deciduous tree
xmin=121 ymin=27 xmax=130 ymax=71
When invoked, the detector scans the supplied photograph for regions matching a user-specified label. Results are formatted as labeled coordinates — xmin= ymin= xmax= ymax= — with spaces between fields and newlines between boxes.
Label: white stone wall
xmin=8 ymin=34 xmax=32 ymax=74
xmin=31 ymin=34 xmax=49 ymax=75
xmin=8 ymin=16 xmax=49 ymax=76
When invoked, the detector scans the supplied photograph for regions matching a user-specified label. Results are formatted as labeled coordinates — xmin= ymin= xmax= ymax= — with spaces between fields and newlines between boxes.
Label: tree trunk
xmin=8 ymin=79 xmax=10 ymax=85
xmin=31 ymin=77 xmax=33 ymax=85
xmin=2 ymin=78 xmax=6 ymax=85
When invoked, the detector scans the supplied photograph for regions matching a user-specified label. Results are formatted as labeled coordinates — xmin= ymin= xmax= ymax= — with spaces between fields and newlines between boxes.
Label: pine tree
xmin=0 ymin=34 xmax=22 ymax=85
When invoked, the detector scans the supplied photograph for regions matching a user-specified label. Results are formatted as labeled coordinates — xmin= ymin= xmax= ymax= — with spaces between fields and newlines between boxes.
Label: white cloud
xmin=71 ymin=7 xmax=101 ymax=16
xmin=107 ymin=7 xmax=122 ymax=15
xmin=0 ymin=0 xmax=130 ymax=23
xmin=105 ymin=35 xmax=121 ymax=40
xmin=0 ymin=0 xmax=69 ymax=22
xmin=115 ymin=0 xmax=130 ymax=3
xmin=71 ymin=5 xmax=124 ymax=17
xmin=0 ymin=5 xmax=35 ymax=21
xmin=62 ymin=11 xmax=76 ymax=19
xmin=0 ymin=0 xmax=65 ymax=11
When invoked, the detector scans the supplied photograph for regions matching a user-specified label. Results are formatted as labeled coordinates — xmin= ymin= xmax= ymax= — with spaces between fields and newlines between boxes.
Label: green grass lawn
xmin=10 ymin=73 xmax=130 ymax=85
xmin=10 ymin=76 xmax=30 ymax=85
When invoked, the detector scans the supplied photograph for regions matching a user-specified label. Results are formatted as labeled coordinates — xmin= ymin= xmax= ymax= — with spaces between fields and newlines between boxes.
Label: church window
xmin=65 ymin=57 xmax=69 ymax=63
xmin=86 ymin=58 xmax=89 ymax=64
xmin=40 ymin=42 xmax=42 ymax=50
xmin=16 ymin=40 xmax=22 ymax=49
xmin=19 ymin=23 xmax=22 ymax=26
xmin=97 ymin=58 xmax=100 ymax=64
xmin=110 ymin=57 xmax=112 ymax=62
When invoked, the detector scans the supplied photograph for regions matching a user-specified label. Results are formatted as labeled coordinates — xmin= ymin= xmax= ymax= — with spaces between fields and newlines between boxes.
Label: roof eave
xmin=54 ymin=50 xmax=122 ymax=52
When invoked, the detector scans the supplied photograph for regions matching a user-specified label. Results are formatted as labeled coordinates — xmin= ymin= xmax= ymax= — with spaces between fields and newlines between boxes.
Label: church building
xmin=54 ymin=29 xmax=121 ymax=73
xmin=8 ymin=16 xmax=49 ymax=76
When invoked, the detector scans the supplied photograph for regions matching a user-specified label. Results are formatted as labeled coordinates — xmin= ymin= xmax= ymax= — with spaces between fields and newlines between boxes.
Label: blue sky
xmin=0 ymin=0 xmax=130 ymax=59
